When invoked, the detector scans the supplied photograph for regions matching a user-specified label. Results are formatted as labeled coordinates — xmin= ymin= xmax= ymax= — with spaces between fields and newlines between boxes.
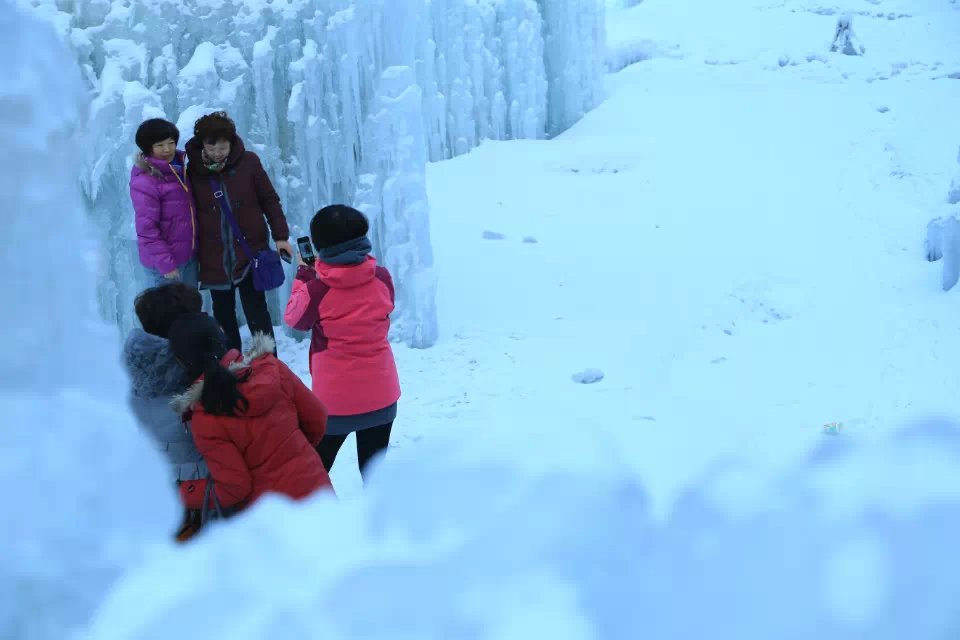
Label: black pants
xmin=317 ymin=422 xmax=393 ymax=481
xmin=209 ymin=272 xmax=275 ymax=353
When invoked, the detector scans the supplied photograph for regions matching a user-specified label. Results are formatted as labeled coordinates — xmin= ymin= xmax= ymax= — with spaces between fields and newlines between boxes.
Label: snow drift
xmin=79 ymin=415 xmax=960 ymax=639
xmin=0 ymin=4 xmax=178 ymax=639
xmin=22 ymin=0 xmax=608 ymax=348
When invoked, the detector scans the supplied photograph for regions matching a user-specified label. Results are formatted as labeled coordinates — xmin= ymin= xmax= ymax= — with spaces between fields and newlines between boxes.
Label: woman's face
xmin=150 ymin=138 xmax=177 ymax=163
xmin=203 ymin=138 xmax=231 ymax=163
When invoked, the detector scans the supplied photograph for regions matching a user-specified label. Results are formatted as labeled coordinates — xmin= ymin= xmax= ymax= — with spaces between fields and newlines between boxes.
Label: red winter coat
xmin=173 ymin=334 xmax=334 ymax=511
xmin=283 ymin=257 xmax=401 ymax=416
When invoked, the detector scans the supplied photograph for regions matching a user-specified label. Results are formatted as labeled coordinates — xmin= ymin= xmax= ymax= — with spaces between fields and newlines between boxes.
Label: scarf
xmin=201 ymin=148 xmax=227 ymax=173
xmin=318 ymin=236 xmax=372 ymax=265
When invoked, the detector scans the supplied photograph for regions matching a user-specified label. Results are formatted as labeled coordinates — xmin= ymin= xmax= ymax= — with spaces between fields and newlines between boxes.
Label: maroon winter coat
xmin=185 ymin=136 xmax=290 ymax=287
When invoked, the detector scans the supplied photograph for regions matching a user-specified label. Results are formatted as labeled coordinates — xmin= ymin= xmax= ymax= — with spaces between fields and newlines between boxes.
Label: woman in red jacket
xmin=169 ymin=313 xmax=334 ymax=515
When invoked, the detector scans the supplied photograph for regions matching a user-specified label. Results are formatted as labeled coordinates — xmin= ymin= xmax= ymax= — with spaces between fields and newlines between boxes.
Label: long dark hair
xmin=168 ymin=313 xmax=249 ymax=416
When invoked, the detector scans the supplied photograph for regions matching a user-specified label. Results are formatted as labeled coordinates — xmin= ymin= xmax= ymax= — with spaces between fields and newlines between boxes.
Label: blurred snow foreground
xmin=82 ymin=417 xmax=960 ymax=639
xmin=22 ymin=0 xmax=607 ymax=347
xmin=0 ymin=4 xmax=178 ymax=640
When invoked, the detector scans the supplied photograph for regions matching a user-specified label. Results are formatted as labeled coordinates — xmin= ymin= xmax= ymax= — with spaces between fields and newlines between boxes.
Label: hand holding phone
xmin=297 ymin=236 xmax=316 ymax=266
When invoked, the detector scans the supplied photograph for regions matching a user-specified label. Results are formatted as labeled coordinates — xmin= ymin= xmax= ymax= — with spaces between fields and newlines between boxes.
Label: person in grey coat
xmin=123 ymin=284 xmax=208 ymax=482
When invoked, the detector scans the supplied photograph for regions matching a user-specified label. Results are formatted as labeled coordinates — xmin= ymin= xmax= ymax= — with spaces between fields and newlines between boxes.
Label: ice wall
xmin=539 ymin=0 xmax=607 ymax=135
xmin=22 ymin=0 xmax=607 ymax=348
xmin=0 ymin=4 xmax=178 ymax=639
xmin=81 ymin=416 xmax=960 ymax=639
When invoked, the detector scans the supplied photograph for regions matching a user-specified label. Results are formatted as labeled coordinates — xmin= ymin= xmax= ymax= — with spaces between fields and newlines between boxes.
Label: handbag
xmin=210 ymin=178 xmax=285 ymax=292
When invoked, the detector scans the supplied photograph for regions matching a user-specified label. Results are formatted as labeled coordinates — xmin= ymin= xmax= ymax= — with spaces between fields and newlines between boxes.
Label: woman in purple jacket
xmin=130 ymin=118 xmax=199 ymax=288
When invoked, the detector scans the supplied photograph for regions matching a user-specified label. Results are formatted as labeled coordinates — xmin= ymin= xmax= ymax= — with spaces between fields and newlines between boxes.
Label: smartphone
xmin=279 ymin=248 xmax=293 ymax=264
xmin=297 ymin=236 xmax=316 ymax=265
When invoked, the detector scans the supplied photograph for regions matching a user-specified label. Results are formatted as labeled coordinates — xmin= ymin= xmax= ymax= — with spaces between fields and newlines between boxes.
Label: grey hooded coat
xmin=123 ymin=328 xmax=207 ymax=482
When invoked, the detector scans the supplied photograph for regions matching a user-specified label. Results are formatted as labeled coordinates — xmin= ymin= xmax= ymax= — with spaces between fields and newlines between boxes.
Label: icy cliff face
xmin=0 ymin=4 xmax=177 ymax=639
xmin=21 ymin=0 xmax=606 ymax=348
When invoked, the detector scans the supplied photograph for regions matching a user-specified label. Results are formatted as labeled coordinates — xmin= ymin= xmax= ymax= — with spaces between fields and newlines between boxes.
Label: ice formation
xmin=830 ymin=15 xmax=865 ymax=56
xmin=924 ymin=147 xmax=960 ymax=290
xmin=0 ymin=4 xmax=178 ymax=639
xmin=948 ymin=145 xmax=960 ymax=206
xmin=21 ymin=0 xmax=608 ymax=348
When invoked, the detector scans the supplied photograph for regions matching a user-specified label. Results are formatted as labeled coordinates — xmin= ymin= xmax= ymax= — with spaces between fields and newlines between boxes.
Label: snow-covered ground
xmin=9 ymin=0 xmax=960 ymax=637
xmin=317 ymin=0 xmax=960 ymax=509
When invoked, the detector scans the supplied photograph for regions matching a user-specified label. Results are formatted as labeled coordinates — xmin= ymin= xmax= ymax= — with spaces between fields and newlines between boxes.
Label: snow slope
xmin=19 ymin=0 xmax=960 ymax=637
xmin=1 ymin=4 xmax=178 ymax=639
xmin=418 ymin=0 xmax=960 ymax=515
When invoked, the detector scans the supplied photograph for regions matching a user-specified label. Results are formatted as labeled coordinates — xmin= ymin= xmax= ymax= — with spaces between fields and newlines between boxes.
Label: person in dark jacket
xmin=169 ymin=314 xmax=334 ymax=513
xmin=122 ymin=283 xmax=207 ymax=541
xmin=185 ymin=111 xmax=294 ymax=352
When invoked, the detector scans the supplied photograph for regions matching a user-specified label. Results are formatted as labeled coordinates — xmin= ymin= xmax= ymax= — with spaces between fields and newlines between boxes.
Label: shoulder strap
xmin=209 ymin=178 xmax=254 ymax=261
xmin=200 ymin=474 xmax=225 ymax=524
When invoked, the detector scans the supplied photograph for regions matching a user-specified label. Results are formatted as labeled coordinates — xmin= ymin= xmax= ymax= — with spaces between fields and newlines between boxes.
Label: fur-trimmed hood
xmin=123 ymin=328 xmax=192 ymax=398
xmin=170 ymin=334 xmax=277 ymax=415
xmin=131 ymin=150 xmax=186 ymax=179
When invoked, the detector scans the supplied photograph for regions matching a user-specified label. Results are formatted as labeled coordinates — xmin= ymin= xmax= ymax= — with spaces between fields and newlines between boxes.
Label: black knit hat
xmin=168 ymin=313 xmax=229 ymax=378
xmin=135 ymin=118 xmax=180 ymax=156
xmin=309 ymin=205 xmax=370 ymax=249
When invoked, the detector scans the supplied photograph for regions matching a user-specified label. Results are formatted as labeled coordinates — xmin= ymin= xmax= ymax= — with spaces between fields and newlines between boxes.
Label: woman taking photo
xmin=185 ymin=111 xmax=294 ymax=352
xmin=169 ymin=313 xmax=334 ymax=514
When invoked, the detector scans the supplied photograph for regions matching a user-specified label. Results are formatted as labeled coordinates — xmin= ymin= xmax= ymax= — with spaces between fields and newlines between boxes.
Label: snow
xmin=571 ymin=368 xmax=605 ymax=384
xmin=10 ymin=0 xmax=960 ymax=637
xmin=950 ymin=145 xmax=960 ymax=204
xmin=23 ymin=0 xmax=607 ymax=347
xmin=1 ymin=4 xmax=177 ymax=639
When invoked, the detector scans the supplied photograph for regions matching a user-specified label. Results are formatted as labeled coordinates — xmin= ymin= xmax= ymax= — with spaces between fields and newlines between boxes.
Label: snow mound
xmin=81 ymin=416 xmax=960 ymax=639
xmin=572 ymin=368 xmax=605 ymax=384
xmin=0 ymin=5 xmax=177 ymax=639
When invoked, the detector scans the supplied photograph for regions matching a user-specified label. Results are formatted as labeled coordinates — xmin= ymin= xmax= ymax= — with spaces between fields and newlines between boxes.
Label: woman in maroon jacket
xmin=169 ymin=313 xmax=334 ymax=515
xmin=185 ymin=111 xmax=294 ymax=352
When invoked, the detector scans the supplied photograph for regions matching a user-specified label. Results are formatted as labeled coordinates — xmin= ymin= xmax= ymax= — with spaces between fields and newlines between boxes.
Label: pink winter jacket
xmin=129 ymin=151 xmax=197 ymax=274
xmin=284 ymin=258 xmax=401 ymax=416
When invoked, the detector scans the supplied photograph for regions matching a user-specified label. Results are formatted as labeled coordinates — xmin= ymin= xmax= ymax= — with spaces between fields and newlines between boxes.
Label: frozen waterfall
xmin=22 ymin=0 xmax=607 ymax=348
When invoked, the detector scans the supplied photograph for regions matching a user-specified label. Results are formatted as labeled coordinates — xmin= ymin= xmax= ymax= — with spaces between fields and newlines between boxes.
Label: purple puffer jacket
xmin=130 ymin=151 xmax=197 ymax=275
